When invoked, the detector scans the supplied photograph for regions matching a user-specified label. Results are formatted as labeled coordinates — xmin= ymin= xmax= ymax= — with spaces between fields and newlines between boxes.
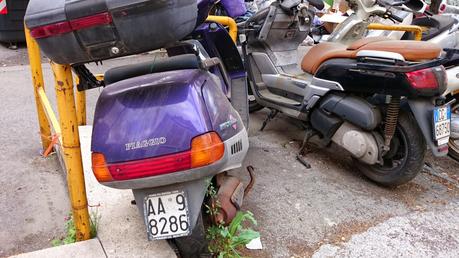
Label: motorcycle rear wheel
xmin=448 ymin=99 xmax=459 ymax=162
xmin=354 ymin=111 xmax=426 ymax=187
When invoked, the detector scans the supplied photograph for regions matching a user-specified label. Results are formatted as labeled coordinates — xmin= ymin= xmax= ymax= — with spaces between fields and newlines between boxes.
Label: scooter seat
xmin=104 ymin=54 xmax=200 ymax=85
xmin=412 ymin=15 xmax=457 ymax=41
xmin=301 ymin=37 xmax=442 ymax=74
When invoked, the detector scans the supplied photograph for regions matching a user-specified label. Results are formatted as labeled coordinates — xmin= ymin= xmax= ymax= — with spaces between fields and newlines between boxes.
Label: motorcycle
xmin=241 ymin=0 xmax=453 ymax=186
xmin=26 ymin=0 xmax=251 ymax=256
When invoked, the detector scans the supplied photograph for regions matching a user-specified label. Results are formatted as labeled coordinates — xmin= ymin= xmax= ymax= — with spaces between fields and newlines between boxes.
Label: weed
xmin=205 ymin=180 xmax=260 ymax=258
xmin=51 ymin=209 xmax=100 ymax=247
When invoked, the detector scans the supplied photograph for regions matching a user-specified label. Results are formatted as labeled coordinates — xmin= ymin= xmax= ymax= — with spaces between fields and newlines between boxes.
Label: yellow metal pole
xmin=367 ymin=23 xmax=423 ymax=41
xmin=24 ymin=26 xmax=52 ymax=151
xmin=206 ymin=15 xmax=238 ymax=43
xmin=51 ymin=62 xmax=91 ymax=241
xmin=76 ymin=90 xmax=87 ymax=126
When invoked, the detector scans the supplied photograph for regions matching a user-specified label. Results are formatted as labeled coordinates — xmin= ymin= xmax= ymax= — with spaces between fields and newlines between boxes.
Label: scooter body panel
xmin=92 ymin=69 xmax=212 ymax=164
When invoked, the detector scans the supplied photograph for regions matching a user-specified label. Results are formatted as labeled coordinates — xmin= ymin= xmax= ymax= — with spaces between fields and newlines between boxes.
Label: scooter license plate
xmin=144 ymin=191 xmax=190 ymax=240
xmin=433 ymin=106 xmax=451 ymax=146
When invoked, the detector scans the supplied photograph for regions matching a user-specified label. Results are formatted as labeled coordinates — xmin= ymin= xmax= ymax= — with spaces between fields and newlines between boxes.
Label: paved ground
xmin=1 ymin=44 xmax=458 ymax=258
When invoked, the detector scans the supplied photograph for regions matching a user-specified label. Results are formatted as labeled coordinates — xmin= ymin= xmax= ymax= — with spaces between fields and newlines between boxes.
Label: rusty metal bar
xmin=206 ymin=15 xmax=238 ymax=43
xmin=51 ymin=62 xmax=91 ymax=241
xmin=367 ymin=23 xmax=423 ymax=41
xmin=24 ymin=26 xmax=52 ymax=151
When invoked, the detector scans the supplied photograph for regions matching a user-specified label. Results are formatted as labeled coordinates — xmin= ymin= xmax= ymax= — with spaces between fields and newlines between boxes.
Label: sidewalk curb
xmin=9 ymin=239 xmax=107 ymax=258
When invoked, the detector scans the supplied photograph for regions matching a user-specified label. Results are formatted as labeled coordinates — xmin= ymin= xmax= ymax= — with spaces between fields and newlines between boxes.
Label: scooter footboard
xmin=132 ymin=178 xmax=209 ymax=241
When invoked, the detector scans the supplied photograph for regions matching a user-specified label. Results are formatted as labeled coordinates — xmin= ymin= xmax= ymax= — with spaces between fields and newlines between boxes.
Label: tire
xmin=247 ymin=79 xmax=264 ymax=113
xmin=354 ymin=111 xmax=426 ymax=187
xmin=448 ymin=98 xmax=459 ymax=162
xmin=170 ymin=212 xmax=209 ymax=258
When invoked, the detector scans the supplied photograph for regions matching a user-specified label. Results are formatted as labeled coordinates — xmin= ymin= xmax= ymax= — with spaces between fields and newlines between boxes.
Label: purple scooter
xmin=26 ymin=0 xmax=250 ymax=255
xmin=89 ymin=3 xmax=251 ymax=258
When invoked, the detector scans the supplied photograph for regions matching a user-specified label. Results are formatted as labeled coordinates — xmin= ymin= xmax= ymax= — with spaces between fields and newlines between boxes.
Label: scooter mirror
xmin=403 ymin=0 xmax=427 ymax=13
xmin=308 ymin=0 xmax=325 ymax=10
xmin=377 ymin=0 xmax=409 ymax=7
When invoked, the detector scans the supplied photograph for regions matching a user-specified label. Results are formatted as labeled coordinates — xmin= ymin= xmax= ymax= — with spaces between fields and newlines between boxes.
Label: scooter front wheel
xmin=354 ymin=111 xmax=426 ymax=187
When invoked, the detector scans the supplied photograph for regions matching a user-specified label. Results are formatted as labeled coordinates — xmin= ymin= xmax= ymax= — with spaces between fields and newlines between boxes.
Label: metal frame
xmin=24 ymin=26 xmax=91 ymax=241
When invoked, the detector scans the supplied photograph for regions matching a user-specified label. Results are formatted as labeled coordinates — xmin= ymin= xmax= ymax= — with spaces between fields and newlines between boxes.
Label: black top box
xmin=25 ymin=0 xmax=197 ymax=64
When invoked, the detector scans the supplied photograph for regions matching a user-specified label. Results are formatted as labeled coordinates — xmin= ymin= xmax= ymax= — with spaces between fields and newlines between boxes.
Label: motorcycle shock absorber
xmin=383 ymin=96 xmax=401 ymax=151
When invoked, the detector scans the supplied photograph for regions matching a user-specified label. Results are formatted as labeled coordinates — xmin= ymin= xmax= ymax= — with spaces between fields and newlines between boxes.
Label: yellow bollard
xmin=51 ymin=62 xmax=91 ymax=241
xmin=24 ymin=26 xmax=52 ymax=151
xmin=76 ymin=91 xmax=87 ymax=126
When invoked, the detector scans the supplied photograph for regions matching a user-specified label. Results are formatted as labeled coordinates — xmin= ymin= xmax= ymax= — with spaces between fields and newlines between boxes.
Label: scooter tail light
xmin=30 ymin=12 xmax=112 ymax=39
xmin=405 ymin=68 xmax=439 ymax=90
xmin=91 ymin=153 xmax=114 ymax=182
xmin=107 ymin=151 xmax=192 ymax=180
xmin=99 ymin=132 xmax=224 ymax=181
xmin=191 ymin=132 xmax=225 ymax=168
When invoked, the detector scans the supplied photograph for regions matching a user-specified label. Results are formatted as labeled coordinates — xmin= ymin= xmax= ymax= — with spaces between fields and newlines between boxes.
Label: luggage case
xmin=25 ymin=0 xmax=198 ymax=64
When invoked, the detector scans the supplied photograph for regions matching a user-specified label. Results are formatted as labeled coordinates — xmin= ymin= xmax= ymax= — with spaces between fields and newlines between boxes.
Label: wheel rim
xmin=371 ymin=126 xmax=409 ymax=173
xmin=449 ymin=103 xmax=459 ymax=154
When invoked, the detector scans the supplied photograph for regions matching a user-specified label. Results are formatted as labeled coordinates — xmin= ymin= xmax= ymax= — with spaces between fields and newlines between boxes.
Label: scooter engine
xmin=331 ymin=122 xmax=380 ymax=165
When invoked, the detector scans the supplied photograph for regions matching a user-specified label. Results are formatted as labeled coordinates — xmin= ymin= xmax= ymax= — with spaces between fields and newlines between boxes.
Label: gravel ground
xmin=1 ymin=44 xmax=458 ymax=258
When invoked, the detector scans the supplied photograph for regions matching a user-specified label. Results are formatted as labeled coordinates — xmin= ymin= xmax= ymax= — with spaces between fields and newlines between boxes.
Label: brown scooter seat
xmin=301 ymin=37 xmax=442 ymax=74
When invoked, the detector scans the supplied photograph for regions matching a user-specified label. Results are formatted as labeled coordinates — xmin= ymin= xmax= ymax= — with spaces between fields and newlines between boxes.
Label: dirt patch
xmin=287 ymin=215 xmax=392 ymax=258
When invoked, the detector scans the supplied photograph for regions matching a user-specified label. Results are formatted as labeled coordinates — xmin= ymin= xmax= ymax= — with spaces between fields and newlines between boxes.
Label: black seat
xmin=104 ymin=54 xmax=200 ymax=85
xmin=412 ymin=15 xmax=457 ymax=41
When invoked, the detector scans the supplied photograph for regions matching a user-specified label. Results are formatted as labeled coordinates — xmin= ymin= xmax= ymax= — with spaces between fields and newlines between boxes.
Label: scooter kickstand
xmin=260 ymin=109 xmax=279 ymax=131
xmin=296 ymin=130 xmax=317 ymax=169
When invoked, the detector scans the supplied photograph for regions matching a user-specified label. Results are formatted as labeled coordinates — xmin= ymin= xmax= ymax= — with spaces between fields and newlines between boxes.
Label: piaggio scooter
xmin=26 ymin=0 xmax=251 ymax=256
xmin=241 ymin=0 xmax=453 ymax=186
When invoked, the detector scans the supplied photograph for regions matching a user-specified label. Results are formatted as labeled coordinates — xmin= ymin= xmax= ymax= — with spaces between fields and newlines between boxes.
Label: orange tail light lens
xmin=91 ymin=153 xmax=113 ymax=182
xmin=191 ymin=132 xmax=225 ymax=168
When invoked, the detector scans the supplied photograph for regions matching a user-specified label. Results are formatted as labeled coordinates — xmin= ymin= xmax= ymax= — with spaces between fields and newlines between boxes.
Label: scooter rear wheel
xmin=169 ymin=212 xmax=209 ymax=258
xmin=448 ymin=99 xmax=459 ymax=162
xmin=354 ymin=111 xmax=426 ymax=187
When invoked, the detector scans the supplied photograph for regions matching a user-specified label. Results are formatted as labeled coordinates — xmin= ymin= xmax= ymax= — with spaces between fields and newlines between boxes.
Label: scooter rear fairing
xmin=91 ymin=68 xmax=247 ymax=176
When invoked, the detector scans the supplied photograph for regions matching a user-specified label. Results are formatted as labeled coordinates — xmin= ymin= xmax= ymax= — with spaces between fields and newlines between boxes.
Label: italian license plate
xmin=433 ymin=106 xmax=451 ymax=146
xmin=144 ymin=191 xmax=190 ymax=240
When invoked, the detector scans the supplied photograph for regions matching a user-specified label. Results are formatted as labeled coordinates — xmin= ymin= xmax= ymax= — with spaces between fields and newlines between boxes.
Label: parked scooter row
xmin=24 ymin=0 xmax=455 ymax=257
xmin=241 ymin=0 xmax=454 ymax=186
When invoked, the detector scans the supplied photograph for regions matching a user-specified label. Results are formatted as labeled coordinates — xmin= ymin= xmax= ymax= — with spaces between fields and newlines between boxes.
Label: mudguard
xmin=407 ymin=99 xmax=449 ymax=157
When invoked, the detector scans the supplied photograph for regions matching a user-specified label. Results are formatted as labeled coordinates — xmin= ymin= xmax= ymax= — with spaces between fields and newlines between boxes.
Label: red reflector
xmin=440 ymin=4 xmax=447 ymax=13
xmin=405 ymin=68 xmax=439 ymax=90
xmin=107 ymin=151 xmax=192 ymax=181
xmin=30 ymin=12 xmax=112 ymax=39
xmin=70 ymin=12 xmax=112 ymax=31
xmin=0 ymin=0 xmax=7 ymax=15
xmin=30 ymin=21 xmax=72 ymax=39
